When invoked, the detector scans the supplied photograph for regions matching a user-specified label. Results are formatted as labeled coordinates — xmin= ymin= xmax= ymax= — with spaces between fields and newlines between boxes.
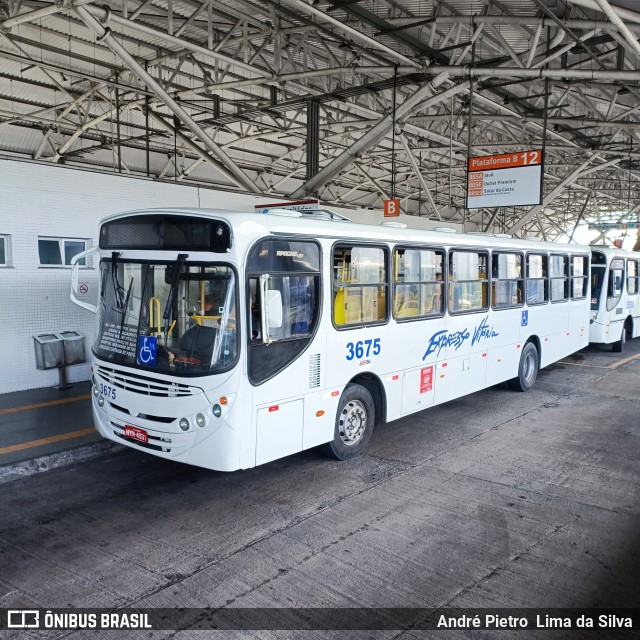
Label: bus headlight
xmin=212 ymin=404 xmax=222 ymax=418
xmin=93 ymin=386 xmax=99 ymax=398
xmin=179 ymin=418 xmax=190 ymax=431
xmin=195 ymin=413 xmax=206 ymax=428
xmin=97 ymin=395 xmax=104 ymax=407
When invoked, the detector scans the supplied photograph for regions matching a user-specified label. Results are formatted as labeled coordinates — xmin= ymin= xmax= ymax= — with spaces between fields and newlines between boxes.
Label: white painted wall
xmin=0 ymin=159 xmax=458 ymax=393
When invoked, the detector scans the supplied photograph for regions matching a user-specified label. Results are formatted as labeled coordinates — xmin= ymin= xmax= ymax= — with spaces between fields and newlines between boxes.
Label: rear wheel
xmin=509 ymin=342 xmax=538 ymax=392
xmin=322 ymin=383 xmax=375 ymax=460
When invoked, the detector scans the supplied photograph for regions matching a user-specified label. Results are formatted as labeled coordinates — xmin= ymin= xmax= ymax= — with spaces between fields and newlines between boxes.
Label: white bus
xmin=71 ymin=209 xmax=591 ymax=472
xmin=589 ymin=246 xmax=640 ymax=352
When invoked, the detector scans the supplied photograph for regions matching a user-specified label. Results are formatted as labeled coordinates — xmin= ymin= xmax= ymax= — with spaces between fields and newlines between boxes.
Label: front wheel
xmin=509 ymin=342 xmax=538 ymax=392
xmin=322 ymin=383 xmax=375 ymax=460
xmin=612 ymin=322 xmax=629 ymax=353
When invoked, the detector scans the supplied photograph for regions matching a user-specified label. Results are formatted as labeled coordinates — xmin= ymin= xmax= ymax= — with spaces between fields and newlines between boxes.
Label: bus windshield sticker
xmin=98 ymin=322 xmax=137 ymax=360
xmin=137 ymin=336 xmax=157 ymax=367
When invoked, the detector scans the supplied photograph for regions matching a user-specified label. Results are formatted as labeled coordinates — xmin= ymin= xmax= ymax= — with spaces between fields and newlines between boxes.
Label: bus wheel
xmin=322 ymin=384 xmax=375 ymax=460
xmin=612 ymin=321 xmax=629 ymax=353
xmin=509 ymin=342 xmax=538 ymax=392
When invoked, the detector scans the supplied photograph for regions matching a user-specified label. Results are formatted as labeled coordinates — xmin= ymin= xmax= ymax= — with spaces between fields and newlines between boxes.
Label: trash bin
xmin=33 ymin=331 xmax=86 ymax=389
xmin=33 ymin=333 xmax=64 ymax=370
xmin=60 ymin=330 xmax=86 ymax=365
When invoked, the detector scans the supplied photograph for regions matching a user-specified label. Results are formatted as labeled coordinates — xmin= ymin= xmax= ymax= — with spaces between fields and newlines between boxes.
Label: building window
xmin=38 ymin=237 xmax=87 ymax=267
xmin=393 ymin=247 xmax=444 ymax=319
xmin=492 ymin=252 xmax=523 ymax=309
xmin=333 ymin=244 xmax=388 ymax=327
xmin=0 ymin=235 xmax=9 ymax=267
xmin=448 ymin=250 xmax=488 ymax=314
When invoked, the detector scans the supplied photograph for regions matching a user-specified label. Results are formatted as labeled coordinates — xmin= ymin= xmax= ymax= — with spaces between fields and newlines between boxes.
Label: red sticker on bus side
xmin=420 ymin=366 xmax=433 ymax=394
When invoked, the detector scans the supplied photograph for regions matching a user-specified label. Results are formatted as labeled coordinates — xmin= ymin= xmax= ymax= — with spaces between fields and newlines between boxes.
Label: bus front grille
xmin=96 ymin=365 xmax=194 ymax=397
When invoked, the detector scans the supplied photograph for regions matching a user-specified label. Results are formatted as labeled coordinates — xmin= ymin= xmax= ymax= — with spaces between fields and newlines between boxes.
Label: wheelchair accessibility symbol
xmin=521 ymin=310 xmax=529 ymax=327
xmin=137 ymin=336 xmax=157 ymax=366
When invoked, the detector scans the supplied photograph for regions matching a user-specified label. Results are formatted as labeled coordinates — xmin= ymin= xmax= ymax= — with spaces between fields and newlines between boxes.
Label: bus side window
xmin=491 ymin=252 xmax=523 ymax=309
xmin=448 ymin=250 xmax=488 ymax=314
xmin=571 ymin=255 xmax=588 ymax=300
xmin=333 ymin=245 xmax=388 ymax=327
xmin=393 ymin=247 xmax=444 ymax=320
xmin=549 ymin=254 xmax=569 ymax=302
xmin=526 ymin=253 xmax=548 ymax=305
xmin=628 ymin=260 xmax=638 ymax=295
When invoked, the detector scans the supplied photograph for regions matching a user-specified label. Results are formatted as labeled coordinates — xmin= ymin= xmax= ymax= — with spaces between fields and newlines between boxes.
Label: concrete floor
xmin=1 ymin=342 xmax=639 ymax=638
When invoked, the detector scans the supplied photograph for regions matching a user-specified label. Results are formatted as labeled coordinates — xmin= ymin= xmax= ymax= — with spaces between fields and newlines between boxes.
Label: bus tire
xmin=509 ymin=342 xmax=538 ymax=392
xmin=322 ymin=384 xmax=375 ymax=460
xmin=612 ymin=322 xmax=628 ymax=353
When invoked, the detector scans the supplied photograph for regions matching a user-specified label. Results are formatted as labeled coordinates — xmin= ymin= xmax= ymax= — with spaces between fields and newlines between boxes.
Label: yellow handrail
xmin=149 ymin=297 xmax=161 ymax=335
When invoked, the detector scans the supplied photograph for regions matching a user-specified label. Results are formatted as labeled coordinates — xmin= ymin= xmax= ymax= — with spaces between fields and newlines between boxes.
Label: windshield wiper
xmin=119 ymin=277 xmax=134 ymax=337
xmin=163 ymin=253 xmax=188 ymax=340
xmin=111 ymin=252 xmax=126 ymax=311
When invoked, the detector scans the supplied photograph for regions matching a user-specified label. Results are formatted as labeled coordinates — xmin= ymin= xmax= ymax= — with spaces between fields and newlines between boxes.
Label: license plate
xmin=124 ymin=425 xmax=148 ymax=444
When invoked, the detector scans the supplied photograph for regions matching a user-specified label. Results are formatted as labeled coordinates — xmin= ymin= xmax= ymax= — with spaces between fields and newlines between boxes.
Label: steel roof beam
xmin=73 ymin=3 xmax=260 ymax=193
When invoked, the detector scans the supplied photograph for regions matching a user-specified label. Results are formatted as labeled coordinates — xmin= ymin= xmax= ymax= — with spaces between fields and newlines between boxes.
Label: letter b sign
xmin=384 ymin=199 xmax=400 ymax=217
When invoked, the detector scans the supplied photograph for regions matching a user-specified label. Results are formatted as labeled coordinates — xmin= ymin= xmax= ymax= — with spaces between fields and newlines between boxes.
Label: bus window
xmin=526 ymin=253 xmax=548 ymax=305
xmin=550 ymin=254 xmax=569 ymax=302
xmin=247 ymin=239 xmax=321 ymax=385
xmin=491 ymin=252 xmax=523 ymax=309
xmin=393 ymin=247 xmax=444 ymax=319
xmin=571 ymin=255 xmax=588 ymax=300
xmin=607 ymin=258 xmax=625 ymax=311
xmin=627 ymin=260 xmax=638 ymax=295
xmin=448 ymin=250 xmax=488 ymax=314
xmin=333 ymin=245 xmax=388 ymax=326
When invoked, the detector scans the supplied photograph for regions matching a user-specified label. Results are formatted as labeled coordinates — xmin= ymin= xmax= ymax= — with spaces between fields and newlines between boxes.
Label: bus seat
xmin=395 ymin=292 xmax=418 ymax=318
xmin=179 ymin=324 xmax=216 ymax=362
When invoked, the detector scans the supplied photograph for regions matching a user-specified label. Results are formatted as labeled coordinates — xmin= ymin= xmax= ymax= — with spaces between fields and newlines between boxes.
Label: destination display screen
xmin=99 ymin=214 xmax=231 ymax=252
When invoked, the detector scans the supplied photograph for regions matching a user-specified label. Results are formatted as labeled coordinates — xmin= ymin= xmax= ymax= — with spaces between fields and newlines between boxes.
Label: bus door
xmin=606 ymin=258 xmax=625 ymax=323
xmin=246 ymin=239 xmax=324 ymax=465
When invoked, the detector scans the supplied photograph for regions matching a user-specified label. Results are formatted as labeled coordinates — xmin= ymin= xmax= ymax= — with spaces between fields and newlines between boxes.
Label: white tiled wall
xmin=0 ymin=159 xmax=255 ymax=394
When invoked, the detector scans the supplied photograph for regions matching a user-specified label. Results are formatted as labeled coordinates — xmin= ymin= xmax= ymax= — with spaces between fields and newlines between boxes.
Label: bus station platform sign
xmin=467 ymin=150 xmax=543 ymax=209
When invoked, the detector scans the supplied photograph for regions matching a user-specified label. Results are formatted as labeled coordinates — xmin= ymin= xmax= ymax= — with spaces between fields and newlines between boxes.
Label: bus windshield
xmin=94 ymin=259 xmax=238 ymax=375
xmin=591 ymin=265 xmax=605 ymax=310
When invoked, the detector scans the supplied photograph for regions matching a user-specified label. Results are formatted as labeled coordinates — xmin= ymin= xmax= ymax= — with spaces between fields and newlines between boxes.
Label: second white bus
xmin=72 ymin=209 xmax=591 ymax=471
xmin=590 ymin=246 xmax=640 ymax=351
